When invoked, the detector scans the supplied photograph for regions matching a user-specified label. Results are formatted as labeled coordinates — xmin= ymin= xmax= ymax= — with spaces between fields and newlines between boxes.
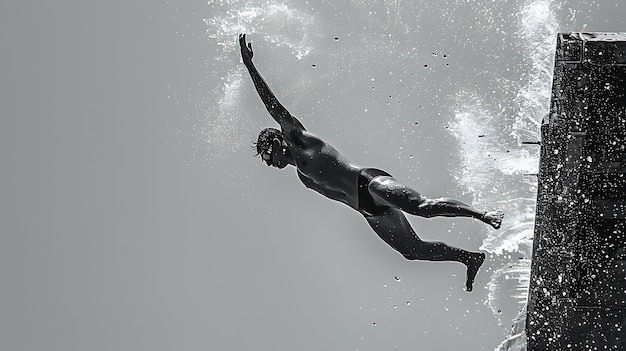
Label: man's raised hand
xmin=239 ymin=34 xmax=254 ymax=64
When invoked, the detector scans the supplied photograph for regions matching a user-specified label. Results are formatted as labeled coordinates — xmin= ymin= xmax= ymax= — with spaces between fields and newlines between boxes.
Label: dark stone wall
xmin=527 ymin=33 xmax=626 ymax=351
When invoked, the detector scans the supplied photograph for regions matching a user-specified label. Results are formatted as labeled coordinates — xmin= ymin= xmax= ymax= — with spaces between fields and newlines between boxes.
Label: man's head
xmin=255 ymin=127 xmax=292 ymax=169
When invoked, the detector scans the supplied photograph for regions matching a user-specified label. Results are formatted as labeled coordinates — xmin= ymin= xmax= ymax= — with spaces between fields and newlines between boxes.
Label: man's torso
xmin=285 ymin=129 xmax=362 ymax=210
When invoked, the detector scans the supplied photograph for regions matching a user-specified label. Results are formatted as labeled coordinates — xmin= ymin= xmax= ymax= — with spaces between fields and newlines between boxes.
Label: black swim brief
xmin=357 ymin=168 xmax=392 ymax=217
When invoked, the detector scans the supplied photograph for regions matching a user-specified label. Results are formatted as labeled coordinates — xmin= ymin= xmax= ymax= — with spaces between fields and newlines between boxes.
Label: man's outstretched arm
xmin=239 ymin=34 xmax=305 ymax=133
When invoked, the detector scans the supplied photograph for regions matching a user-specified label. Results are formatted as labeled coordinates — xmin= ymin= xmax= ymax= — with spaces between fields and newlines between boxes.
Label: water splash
xmin=512 ymin=0 xmax=558 ymax=144
xmin=205 ymin=2 xmax=317 ymax=60
xmin=495 ymin=303 xmax=529 ymax=351
xmin=188 ymin=0 xmax=319 ymax=162
xmin=449 ymin=0 xmax=557 ymax=349
xmin=200 ymin=70 xmax=245 ymax=150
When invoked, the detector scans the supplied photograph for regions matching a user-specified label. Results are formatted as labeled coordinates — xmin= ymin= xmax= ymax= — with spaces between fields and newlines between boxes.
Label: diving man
xmin=239 ymin=34 xmax=503 ymax=291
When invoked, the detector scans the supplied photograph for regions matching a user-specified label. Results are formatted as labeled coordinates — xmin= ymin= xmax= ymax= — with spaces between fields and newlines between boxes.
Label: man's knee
xmin=415 ymin=198 xmax=439 ymax=218
xmin=403 ymin=252 xmax=429 ymax=261
xmin=403 ymin=253 xmax=419 ymax=260
xmin=401 ymin=245 xmax=432 ymax=260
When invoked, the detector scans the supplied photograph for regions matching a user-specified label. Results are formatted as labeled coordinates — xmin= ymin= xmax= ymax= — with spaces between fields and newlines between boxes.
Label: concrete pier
xmin=526 ymin=33 xmax=626 ymax=351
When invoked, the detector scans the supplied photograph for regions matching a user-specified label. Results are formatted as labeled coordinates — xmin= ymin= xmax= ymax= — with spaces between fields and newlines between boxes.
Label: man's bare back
xmin=240 ymin=34 xmax=503 ymax=292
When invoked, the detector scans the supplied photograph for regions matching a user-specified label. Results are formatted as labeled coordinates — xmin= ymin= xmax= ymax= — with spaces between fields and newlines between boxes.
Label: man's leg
xmin=368 ymin=176 xmax=503 ymax=229
xmin=365 ymin=208 xmax=485 ymax=291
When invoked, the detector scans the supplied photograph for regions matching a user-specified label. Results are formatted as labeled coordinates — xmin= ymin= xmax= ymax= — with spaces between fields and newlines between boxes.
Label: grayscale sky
xmin=1 ymin=1 xmax=624 ymax=350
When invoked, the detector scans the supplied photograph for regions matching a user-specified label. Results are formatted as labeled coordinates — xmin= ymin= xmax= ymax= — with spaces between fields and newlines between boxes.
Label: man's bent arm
xmin=239 ymin=34 xmax=305 ymax=132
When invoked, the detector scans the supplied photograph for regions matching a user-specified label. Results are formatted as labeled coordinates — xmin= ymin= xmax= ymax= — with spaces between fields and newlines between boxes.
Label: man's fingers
xmin=238 ymin=34 xmax=253 ymax=54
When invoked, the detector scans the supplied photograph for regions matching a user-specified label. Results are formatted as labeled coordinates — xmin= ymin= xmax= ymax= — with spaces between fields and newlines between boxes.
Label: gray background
xmin=1 ymin=1 xmax=624 ymax=350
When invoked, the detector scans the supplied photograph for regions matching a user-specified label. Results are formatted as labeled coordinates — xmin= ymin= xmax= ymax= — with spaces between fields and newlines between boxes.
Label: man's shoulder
xmin=283 ymin=128 xmax=323 ymax=147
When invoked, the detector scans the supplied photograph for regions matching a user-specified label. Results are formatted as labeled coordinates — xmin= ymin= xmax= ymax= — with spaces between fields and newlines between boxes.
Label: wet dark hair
xmin=253 ymin=127 xmax=283 ymax=157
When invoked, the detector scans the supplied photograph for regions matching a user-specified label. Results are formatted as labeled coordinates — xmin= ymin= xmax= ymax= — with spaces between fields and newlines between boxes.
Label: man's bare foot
xmin=482 ymin=210 xmax=504 ymax=229
xmin=465 ymin=252 xmax=485 ymax=292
